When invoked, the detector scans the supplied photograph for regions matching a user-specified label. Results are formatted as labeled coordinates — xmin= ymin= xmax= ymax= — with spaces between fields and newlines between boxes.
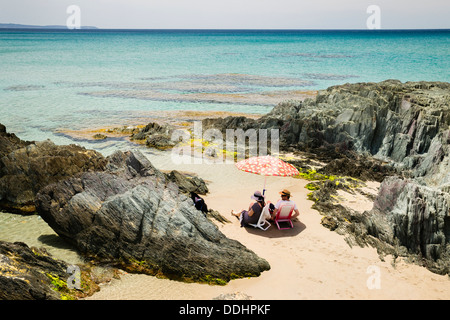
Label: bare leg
xmin=231 ymin=210 xmax=244 ymax=218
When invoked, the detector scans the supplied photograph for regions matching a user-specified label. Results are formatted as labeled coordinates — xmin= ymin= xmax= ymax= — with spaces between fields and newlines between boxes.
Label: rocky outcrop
xmin=202 ymin=81 xmax=450 ymax=274
xmin=0 ymin=123 xmax=209 ymax=215
xmin=304 ymin=82 xmax=449 ymax=274
xmin=0 ymin=124 xmax=262 ymax=285
xmin=131 ymin=122 xmax=176 ymax=150
xmin=275 ymin=81 xmax=449 ymax=180
xmin=0 ymin=241 xmax=105 ymax=300
xmin=204 ymin=81 xmax=449 ymax=171
xmin=0 ymin=241 xmax=67 ymax=300
xmin=0 ymin=130 xmax=107 ymax=213
xmin=35 ymin=150 xmax=270 ymax=283
xmin=317 ymin=152 xmax=394 ymax=182
xmin=362 ymin=177 xmax=450 ymax=274
xmin=167 ymin=170 xmax=209 ymax=195
xmin=0 ymin=123 xmax=33 ymax=158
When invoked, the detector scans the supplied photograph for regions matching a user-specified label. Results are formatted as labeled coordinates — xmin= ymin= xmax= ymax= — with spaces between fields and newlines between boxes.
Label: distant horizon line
xmin=0 ymin=23 xmax=449 ymax=31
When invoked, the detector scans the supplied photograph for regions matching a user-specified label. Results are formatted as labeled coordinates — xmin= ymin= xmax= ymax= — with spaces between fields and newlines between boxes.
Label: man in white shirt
xmin=271 ymin=189 xmax=299 ymax=220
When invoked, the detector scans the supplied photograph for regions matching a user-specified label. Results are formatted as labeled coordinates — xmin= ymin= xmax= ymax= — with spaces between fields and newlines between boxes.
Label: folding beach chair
xmin=274 ymin=204 xmax=295 ymax=230
xmin=248 ymin=204 xmax=271 ymax=231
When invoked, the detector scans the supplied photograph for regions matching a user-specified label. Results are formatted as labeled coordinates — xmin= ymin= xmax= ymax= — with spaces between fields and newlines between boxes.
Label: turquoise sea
xmin=0 ymin=29 xmax=449 ymax=152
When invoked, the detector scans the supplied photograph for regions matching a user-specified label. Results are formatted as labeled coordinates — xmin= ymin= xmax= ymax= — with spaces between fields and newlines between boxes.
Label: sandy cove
xmin=86 ymin=152 xmax=450 ymax=300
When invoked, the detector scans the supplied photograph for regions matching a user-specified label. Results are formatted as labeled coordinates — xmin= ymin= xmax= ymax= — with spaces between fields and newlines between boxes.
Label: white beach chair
xmin=248 ymin=204 xmax=271 ymax=231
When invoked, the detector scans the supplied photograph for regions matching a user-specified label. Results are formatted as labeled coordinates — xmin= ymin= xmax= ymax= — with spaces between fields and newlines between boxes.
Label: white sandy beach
xmin=86 ymin=151 xmax=450 ymax=300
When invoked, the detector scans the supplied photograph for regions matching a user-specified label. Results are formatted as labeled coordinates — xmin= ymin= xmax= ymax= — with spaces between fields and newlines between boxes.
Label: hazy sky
xmin=1 ymin=0 xmax=449 ymax=29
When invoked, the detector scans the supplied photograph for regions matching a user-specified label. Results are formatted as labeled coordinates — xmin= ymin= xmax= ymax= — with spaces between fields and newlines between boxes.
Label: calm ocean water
xmin=0 ymin=29 xmax=449 ymax=152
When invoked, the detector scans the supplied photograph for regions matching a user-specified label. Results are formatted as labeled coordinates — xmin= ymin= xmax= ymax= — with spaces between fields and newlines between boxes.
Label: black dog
xmin=190 ymin=192 xmax=208 ymax=213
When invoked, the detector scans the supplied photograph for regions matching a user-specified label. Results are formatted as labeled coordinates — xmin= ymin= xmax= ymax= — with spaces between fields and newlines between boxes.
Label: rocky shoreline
xmin=36 ymin=149 xmax=269 ymax=284
xmin=1 ymin=80 xmax=449 ymax=299
xmin=199 ymin=80 xmax=450 ymax=275
xmin=0 ymin=240 xmax=118 ymax=300
xmin=0 ymin=124 xmax=270 ymax=299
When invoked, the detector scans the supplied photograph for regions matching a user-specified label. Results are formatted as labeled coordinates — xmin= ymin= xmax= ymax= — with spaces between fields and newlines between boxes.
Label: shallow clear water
xmin=1 ymin=29 xmax=449 ymax=151
xmin=0 ymin=212 xmax=84 ymax=264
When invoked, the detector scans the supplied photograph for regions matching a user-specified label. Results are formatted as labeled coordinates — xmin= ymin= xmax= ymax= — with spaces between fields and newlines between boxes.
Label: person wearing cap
xmin=231 ymin=191 xmax=266 ymax=227
xmin=271 ymin=189 xmax=299 ymax=220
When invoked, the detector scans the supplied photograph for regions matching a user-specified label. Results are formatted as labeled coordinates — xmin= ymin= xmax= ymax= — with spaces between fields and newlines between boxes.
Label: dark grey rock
xmin=0 ymin=123 xmax=33 ymax=159
xmin=204 ymin=81 xmax=449 ymax=181
xmin=166 ymin=170 xmax=209 ymax=195
xmin=0 ymin=240 xmax=113 ymax=300
xmin=35 ymin=150 xmax=270 ymax=283
xmin=0 ymin=241 xmax=67 ymax=300
xmin=131 ymin=122 xmax=176 ymax=150
xmin=362 ymin=176 xmax=450 ymax=274
xmin=0 ymin=138 xmax=107 ymax=213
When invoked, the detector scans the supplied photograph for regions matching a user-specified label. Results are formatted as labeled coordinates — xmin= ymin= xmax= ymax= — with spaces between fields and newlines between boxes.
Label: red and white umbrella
xmin=235 ymin=155 xmax=299 ymax=195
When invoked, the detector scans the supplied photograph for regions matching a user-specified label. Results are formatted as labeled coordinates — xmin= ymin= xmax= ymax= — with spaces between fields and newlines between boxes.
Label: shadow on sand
xmin=243 ymin=220 xmax=306 ymax=238
xmin=38 ymin=234 xmax=78 ymax=251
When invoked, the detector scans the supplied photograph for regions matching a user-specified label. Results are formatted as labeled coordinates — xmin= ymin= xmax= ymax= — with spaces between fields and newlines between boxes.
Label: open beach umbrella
xmin=235 ymin=155 xmax=299 ymax=195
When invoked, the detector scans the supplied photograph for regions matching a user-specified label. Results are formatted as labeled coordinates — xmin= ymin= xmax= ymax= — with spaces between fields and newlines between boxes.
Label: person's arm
xmin=271 ymin=200 xmax=280 ymax=219
xmin=270 ymin=208 xmax=278 ymax=219
xmin=292 ymin=209 xmax=300 ymax=219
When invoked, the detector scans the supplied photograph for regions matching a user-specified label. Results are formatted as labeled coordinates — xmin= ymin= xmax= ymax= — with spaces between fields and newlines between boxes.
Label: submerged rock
xmin=131 ymin=122 xmax=176 ymax=150
xmin=93 ymin=133 xmax=107 ymax=140
xmin=36 ymin=150 xmax=270 ymax=283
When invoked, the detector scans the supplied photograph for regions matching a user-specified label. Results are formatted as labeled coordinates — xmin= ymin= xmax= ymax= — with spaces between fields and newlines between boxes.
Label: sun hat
xmin=251 ymin=191 xmax=265 ymax=201
xmin=279 ymin=189 xmax=292 ymax=197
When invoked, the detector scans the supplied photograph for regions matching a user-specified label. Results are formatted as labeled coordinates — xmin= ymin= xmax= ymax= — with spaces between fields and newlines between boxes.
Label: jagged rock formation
xmin=130 ymin=122 xmax=176 ymax=150
xmin=0 ymin=122 xmax=210 ymax=215
xmin=35 ymin=150 xmax=270 ymax=283
xmin=202 ymin=80 xmax=450 ymax=274
xmin=204 ymin=81 xmax=449 ymax=171
xmin=0 ymin=123 xmax=267 ymax=293
xmin=362 ymin=176 xmax=450 ymax=274
xmin=0 ymin=241 xmax=69 ymax=300
xmin=0 ymin=134 xmax=107 ymax=213
xmin=0 ymin=123 xmax=33 ymax=158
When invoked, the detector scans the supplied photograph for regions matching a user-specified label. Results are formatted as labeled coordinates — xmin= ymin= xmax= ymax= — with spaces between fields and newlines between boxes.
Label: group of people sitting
xmin=231 ymin=189 xmax=300 ymax=228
